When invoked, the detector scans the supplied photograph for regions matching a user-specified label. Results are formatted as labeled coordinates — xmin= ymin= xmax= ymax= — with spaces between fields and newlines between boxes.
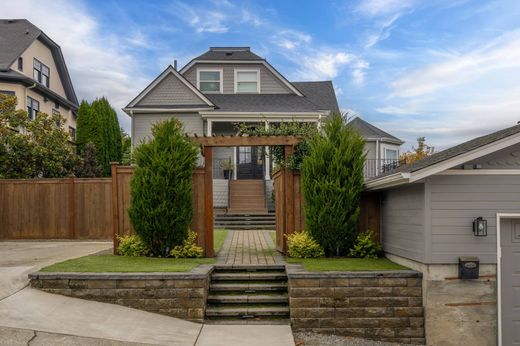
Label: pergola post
xmin=204 ymin=146 xmax=215 ymax=257
xmin=283 ymin=144 xmax=295 ymax=253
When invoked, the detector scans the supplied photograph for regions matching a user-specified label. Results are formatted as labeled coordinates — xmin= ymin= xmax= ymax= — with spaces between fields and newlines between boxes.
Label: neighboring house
xmin=0 ymin=19 xmax=78 ymax=140
xmin=125 ymin=47 xmax=339 ymax=213
xmin=348 ymin=117 xmax=404 ymax=178
xmin=367 ymin=124 xmax=520 ymax=345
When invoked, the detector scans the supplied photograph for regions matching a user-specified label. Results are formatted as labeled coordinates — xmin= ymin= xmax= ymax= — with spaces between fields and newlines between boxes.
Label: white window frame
xmin=234 ymin=69 xmax=260 ymax=94
xmin=197 ymin=68 xmax=223 ymax=94
xmin=382 ymin=144 xmax=399 ymax=160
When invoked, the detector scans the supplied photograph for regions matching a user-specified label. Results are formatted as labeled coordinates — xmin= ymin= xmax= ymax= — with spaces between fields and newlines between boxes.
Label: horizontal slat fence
xmin=0 ymin=178 xmax=112 ymax=240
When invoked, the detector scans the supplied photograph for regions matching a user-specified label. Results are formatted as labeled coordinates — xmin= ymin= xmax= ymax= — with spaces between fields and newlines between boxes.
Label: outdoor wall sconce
xmin=473 ymin=217 xmax=487 ymax=237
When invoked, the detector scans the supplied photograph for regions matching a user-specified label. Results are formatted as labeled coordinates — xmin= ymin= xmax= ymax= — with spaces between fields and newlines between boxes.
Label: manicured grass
xmin=41 ymin=254 xmax=215 ymax=273
xmin=214 ymin=228 xmax=229 ymax=254
xmin=287 ymin=257 xmax=409 ymax=271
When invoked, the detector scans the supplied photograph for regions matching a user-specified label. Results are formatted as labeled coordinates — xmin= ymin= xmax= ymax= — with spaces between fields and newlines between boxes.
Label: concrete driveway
xmin=0 ymin=241 xmax=295 ymax=346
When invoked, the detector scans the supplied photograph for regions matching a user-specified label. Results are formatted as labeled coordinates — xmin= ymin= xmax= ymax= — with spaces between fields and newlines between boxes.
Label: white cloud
xmin=355 ymin=0 xmax=414 ymax=17
xmin=272 ymin=30 xmax=312 ymax=50
xmin=293 ymin=51 xmax=356 ymax=80
xmin=2 ymin=0 xmax=151 ymax=131
xmin=390 ymin=29 xmax=520 ymax=98
xmin=364 ymin=13 xmax=400 ymax=48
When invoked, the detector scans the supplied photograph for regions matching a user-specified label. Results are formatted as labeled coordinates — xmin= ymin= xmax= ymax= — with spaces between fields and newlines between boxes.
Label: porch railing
xmin=364 ymin=159 xmax=401 ymax=179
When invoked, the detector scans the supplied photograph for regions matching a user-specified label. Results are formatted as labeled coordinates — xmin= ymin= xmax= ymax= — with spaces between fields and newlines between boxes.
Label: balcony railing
xmin=364 ymin=159 xmax=401 ymax=179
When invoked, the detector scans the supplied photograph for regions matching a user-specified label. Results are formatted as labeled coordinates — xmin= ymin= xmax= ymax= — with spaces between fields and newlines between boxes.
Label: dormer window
xmin=33 ymin=59 xmax=50 ymax=87
xmin=235 ymin=70 xmax=260 ymax=93
xmin=198 ymin=69 xmax=222 ymax=93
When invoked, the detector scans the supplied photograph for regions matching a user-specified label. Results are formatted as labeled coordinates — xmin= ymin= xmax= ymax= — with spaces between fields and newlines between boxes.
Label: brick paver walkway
xmin=217 ymin=230 xmax=285 ymax=265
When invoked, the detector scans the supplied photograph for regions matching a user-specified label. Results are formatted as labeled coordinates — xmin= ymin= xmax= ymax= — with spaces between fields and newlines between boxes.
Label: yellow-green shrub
xmin=117 ymin=235 xmax=150 ymax=257
xmin=170 ymin=231 xmax=204 ymax=258
xmin=348 ymin=231 xmax=382 ymax=259
xmin=287 ymin=231 xmax=324 ymax=258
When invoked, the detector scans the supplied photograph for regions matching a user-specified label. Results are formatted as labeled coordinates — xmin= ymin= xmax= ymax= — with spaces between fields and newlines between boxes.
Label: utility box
xmin=459 ymin=257 xmax=479 ymax=279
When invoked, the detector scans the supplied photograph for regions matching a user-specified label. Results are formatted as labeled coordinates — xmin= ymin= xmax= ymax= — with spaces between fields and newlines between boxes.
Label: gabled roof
xmin=348 ymin=117 xmax=403 ymax=143
xmin=125 ymin=65 xmax=215 ymax=111
xmin=179 ymin=47 xmax=304 ymax=97
xmin=366 ymin=123 xmax=520 ymax=190
xmin=192 ymin=47 xmax=263 ymax=61
xmin=292 ymin=81 xmax=339 ymax=113
xmin=0 ymin=19 xmax=78 ymax=106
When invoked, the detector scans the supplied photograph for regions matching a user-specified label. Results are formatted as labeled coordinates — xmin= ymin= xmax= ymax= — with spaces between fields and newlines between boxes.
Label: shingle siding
xmin=136 ymin=73 xmax=206 ymax=106
xmin=382 ymin=183 xmax=426 ymax=262
xmin=183 ymin=63 xmax=292 ymax=94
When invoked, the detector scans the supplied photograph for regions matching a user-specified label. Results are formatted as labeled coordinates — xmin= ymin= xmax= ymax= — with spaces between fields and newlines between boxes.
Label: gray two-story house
xmin=125 ymin=47 xmax=402 ymax=217
xmin=125 ymin=47 xmax=340 ymax=214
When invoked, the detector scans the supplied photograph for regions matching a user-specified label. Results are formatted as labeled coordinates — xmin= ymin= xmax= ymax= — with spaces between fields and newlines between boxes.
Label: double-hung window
xmin=235 ymin=70 xmax=259 ymax=93
xmin=198 ymin=70 xmax=222 ymax=93
xmin=33 ymin=59 xmax=50 ymax=87
xmin=52 ymin=109 xmax=61 ymax=127
xmin=27 ymin=97 xmax=39 ymax=120
xmin=69 ymin=127 xmax=76 ymax=142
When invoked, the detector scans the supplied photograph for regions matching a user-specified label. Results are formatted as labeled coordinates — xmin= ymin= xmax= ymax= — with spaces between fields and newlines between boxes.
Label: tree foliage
xmin=74 ymin=142 xmax=102 ymax=177
xmin=0 ymin=94 xmax=77 ymax=178
xmin=400 ymin=137 xmax=434 ymax=164
xmin=75 ymin=97 xmax=122 ymax=176
xmin=236 ymin=121 xmax=318 ymax=170
xmin=301 ymin=114 xmax=366 ymax=256
xmin=128 ymin=119 xmax=199 ymax=257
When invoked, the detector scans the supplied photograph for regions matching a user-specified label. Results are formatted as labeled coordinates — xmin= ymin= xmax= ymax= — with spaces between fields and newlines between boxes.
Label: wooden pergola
xmin=190 ymin=135 xmax=303 ymax=257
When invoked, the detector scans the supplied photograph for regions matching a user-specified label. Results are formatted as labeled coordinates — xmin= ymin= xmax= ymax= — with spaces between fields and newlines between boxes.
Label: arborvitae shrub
xmin=301 ymin=114 xmax=365 ymax=256
xmin=128 ymin=119 xmax=198 ymax=256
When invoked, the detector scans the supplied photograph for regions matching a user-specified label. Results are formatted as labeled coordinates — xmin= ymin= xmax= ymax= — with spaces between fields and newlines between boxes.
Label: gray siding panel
xmin=213 ymin=179 xmax=228 ymax=208
xmin=136 ymin=73 xmax=205 ymax=106
xmin=429 ymin=174 xmax=520 ymax=264
xmin=132 ymin=113 xmax=204 ymax=146
xmin=184 ymin=63 xmax=292 ymax=94
xmin=382 ymin=184 xmax=425 ymax=262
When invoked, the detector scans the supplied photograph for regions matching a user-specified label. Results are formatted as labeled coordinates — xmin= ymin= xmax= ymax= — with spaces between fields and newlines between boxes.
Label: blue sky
xmin=4 ymin=0 xmax=520 ymax=150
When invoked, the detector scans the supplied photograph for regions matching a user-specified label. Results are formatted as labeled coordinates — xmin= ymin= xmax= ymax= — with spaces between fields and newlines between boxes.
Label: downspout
xmin=375 ymin=139 xmax=380 ymax=176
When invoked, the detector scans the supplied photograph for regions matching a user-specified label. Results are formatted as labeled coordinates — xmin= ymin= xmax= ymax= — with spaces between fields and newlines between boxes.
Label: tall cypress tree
xmin=301 ymin=114 xmax=366 ymax=256
xmin=75 ymin=100 xmax=100 ymax=155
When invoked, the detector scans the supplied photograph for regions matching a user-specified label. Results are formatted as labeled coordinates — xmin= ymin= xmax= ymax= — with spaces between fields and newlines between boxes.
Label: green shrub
xmin=349 ymin=231 xmax=383 ymax=259
xmin=128 ymin=119 xmax=198 ymax=257
xmin=170 ymin=231 xmax=204 ymax=258
xmin=301 ymin=113 xmax=365 ymax=256
xmin=287 ymin=231 xmax=324 ymax=258
xmin=117 ymin=235 xmax=150 ymax=257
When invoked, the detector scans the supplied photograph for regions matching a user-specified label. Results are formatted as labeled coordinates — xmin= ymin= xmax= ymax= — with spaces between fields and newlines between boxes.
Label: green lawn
xmin=214 ymin=228 xmax=228 ymax=254
xmin=287 ymin=257 xmax=409 ymax=271
xmin=41 ymin=254 xmax=215 ymax=273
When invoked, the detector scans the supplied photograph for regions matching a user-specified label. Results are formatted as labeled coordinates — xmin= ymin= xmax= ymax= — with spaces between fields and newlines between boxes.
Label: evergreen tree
xmin=128 ymin=119 xmax=199 ymax=256
xmin=301 ymin=114 xmax=366 ymax=256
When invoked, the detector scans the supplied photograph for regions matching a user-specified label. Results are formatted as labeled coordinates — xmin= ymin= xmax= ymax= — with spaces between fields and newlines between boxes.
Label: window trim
xmin=68 ymin=126 xmax=76 ymax=142
xmin=234 ymin=69 xmax=260 ymax=93
xmin=33 ymin=58 xmax=50 ymax=87
xmin=197 ymin=68 xmax=223 ymax=94
xmin=383 ymin=146 xmax=399 ymax=160
xmin=52 ymin=109 xmax=61 ymax=127
xmin=18 ymin=57 xmax=23 ymax=71
xmin=27 ymin=96 xmax=40 ymax=120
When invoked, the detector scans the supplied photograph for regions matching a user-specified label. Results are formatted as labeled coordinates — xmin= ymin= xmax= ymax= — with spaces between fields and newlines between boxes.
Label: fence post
xmin=283 ymin=145 xmax=295 ymax=254
xmin=111 ymin=162 xmax=120 ymax=254
xmin=204 ymin=147 xmax=215 ymax=257
xmin=69 ymin=176 xmax=76 ymax=239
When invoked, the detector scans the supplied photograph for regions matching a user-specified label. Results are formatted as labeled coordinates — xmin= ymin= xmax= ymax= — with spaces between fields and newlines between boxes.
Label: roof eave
xmin=365 ymin=172 xmax=411 ymax=190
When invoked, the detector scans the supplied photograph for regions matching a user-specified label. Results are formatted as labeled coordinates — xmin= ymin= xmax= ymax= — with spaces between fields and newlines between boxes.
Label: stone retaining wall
xmin=29 ymin=265 xmax=212 ymax=322
xmin=287 ymin=264 xmax=425 ymax=344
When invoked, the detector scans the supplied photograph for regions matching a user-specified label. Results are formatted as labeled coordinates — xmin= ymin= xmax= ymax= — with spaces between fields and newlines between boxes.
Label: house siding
xmin=132 ymin=113 xmax=204 ymax=146
xmin=382 ymin=183 xmax=426 ymax=262
xmin=136 ymin=73 xmax=206 ymax=106
xmin=457 ymin=143 xmax=520 ymax=169
xmin=183 ymin=63 xmax=292 ymax=94
xmin=428 ymin=174 xmax=520 ymax=264
xmin=213 ymin=179 xmax=228 ymax=208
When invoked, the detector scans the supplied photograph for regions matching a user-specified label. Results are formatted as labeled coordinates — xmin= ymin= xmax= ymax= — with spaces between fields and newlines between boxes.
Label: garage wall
xmin=382 ymin=183 xmax=426 ymax=262
xmin=428 ymin=174 xmax=520 ymax=264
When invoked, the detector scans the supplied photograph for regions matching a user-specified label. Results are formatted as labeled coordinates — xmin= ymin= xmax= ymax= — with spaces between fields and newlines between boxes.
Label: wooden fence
xmin=0 ymin=178 xmax=112 ymax=239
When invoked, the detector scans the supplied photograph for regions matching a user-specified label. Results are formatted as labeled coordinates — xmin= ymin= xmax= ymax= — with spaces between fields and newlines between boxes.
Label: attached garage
xmin=366 ymin=124 xmax=520 ymax=346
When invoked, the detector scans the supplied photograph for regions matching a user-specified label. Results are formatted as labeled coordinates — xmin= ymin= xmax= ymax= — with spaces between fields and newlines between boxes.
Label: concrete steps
xmin=205 ymin=266 xmax=289 ymax=323
xmin=214 ymin=213 xmax=275 ymax=230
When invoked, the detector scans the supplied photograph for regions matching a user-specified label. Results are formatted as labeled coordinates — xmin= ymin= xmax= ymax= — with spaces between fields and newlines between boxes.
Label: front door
xmin=500 ymin=218 xmax=520 ymax=345
xmin=237 ymin=146 xmax=264 ymax=179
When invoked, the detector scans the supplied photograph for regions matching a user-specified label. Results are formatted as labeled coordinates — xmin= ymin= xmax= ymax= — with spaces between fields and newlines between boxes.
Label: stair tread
xmin=207 ymin=294 xmax=288 ymax=304
xmin=212 ymin=273 xmax=287 ymax=281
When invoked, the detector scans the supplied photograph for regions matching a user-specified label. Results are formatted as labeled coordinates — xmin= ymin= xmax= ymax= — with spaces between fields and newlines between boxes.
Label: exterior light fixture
xmin=473 ymin=217 xmax=487 ymax=237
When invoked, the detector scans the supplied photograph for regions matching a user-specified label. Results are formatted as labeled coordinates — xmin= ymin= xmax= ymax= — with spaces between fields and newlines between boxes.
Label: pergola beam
xmin=189 ymin=135 xmax=302 ymax=147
